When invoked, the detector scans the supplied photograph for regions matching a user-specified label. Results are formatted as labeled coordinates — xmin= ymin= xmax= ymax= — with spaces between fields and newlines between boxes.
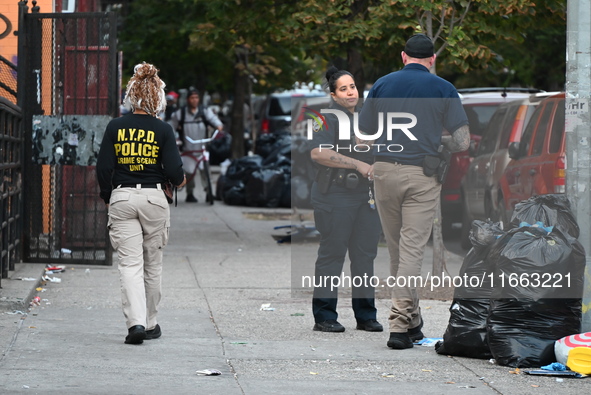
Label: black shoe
xmin=146 ymin=324 xmax=161 ymax=340
xmin=387 ymin=332 xmax=413 ymax=349
xmin=313 ymin=320 xmax=345 ymax=332
xmin=408 ymin=319 xmax=424 ymax=342
xmin=125 ymin=325 xmax=146 ymax=345
xmin=186 ymin=193 xmax=198 ymax=203
xmin=356 ymin=319 xmax=384 ymax=332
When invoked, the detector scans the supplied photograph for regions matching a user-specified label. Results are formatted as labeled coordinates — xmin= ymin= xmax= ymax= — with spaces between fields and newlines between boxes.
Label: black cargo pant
xmin=311 ymin=183 xmax=382 ymax=323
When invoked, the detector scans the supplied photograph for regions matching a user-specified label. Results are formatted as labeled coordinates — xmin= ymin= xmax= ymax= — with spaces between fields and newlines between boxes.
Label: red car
xmin=459 ymin=92 xmax=558 ymax=249
xmin=440 ymin=88 xmax=543 ymax=233
xmin=498 ymin=93 xmax=566 ymax=224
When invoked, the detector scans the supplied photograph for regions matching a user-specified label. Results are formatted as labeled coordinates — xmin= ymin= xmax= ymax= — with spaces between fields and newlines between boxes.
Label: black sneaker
xmin=356 ymin=319 xmax=384 ymax=332
xmin=408 ymin=319 xmax=424 ymax=342
xmin=125 ymin=325 xmax=146 ymax=345
xmin=146 ymin=324 xmax=161 ymax=340
xmin=387 ymin=332 xmax=413 ymax=349
xmin=186 ymin=193 xmax=198 ymax=203
xmin=313 ymin=320 xmax=345 ymax=332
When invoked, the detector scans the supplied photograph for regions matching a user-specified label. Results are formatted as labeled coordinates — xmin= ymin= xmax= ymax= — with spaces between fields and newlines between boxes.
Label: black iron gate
xmin=0 ymin=13 xmax=22 ymax=286
xmin=0 ymin=98 xmax=23 ymax=284
xmin=19 ymin=4 xmax=118 ymax=265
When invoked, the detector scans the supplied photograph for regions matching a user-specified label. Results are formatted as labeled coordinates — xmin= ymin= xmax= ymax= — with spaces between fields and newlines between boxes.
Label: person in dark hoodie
xmin=97 ymin=62 xmax=186 ymax=345
xmin=308 ymin=66 xmax=383 ymax=333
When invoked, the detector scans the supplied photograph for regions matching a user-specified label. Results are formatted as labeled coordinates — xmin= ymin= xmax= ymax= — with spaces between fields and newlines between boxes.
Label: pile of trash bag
xmin=216 ymin=134 xmax=316 ymax=208
xmin=436 ymin=194 xmax=585 ymax=368
xmin=216 ymin=134 xmax=291 ymax=208
xmin=290 ymin=136 xmax=316 ymax=209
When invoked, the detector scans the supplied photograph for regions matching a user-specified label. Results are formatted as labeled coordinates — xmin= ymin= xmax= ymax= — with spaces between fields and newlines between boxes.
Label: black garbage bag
xmin=262 ymin=140 xmax=292 ymax=167
xmin=487 ymin=226 xmax=585 ymax=368
xmin=436 ymin=220 xmax=503 ymax=359
xmin=508 ymin=194 xmax=579 ymax=238
xmin=223 ymin=181 xmax=246 ymax=206
xmin=254 ymin=134 xmax=277 ymax=159
xmin=222 ymin=156 xmax=263 ymax=206
xmin=244 ymin=168 xmax=286 ymax=208
xmin=491 ymin=226 xmax=584 ymax=300
xmin=263 ymin=153 xmax=291 ymax=172
xmin=215 ymin=174 xmax=226 ymax=201
xmin=276 ymin=165 xmax=292 ymax=208
xmin=435 ymin=299 xmax=494 ymax=359
xmin=487 ymin=298 xmax=582 ymax=368
xmin=255 ymin=133 xmax=291 ymax=159
xmin=455 ymin=220 xmax=504 ymax=299
xmin=291 ymin=136 xmax=316 ymax=181
xmin=468 ymin=220 xmax=505 ymax=252
xmin=225 ymin=155 xmax=263 ymax=182
xmin=208 ymin=133 xmax=232 ymax=165
xmin=221 ymin=176 xmax=244 ymax=199
xmin=280 ymin=173 xmax=291 ymax=208
xmin=291 ymin=175 xmax=312 ymax=209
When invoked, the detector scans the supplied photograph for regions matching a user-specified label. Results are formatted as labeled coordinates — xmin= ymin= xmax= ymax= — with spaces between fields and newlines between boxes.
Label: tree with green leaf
xmin=118 ymin=0 xmax=566 ymax=160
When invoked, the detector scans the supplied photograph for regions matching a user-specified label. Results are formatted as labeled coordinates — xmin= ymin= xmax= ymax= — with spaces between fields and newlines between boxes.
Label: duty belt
xmin=118 ymin=183 xmax=163 ymax=189
xmin=375 ymin=157 xmax=422 ymax=167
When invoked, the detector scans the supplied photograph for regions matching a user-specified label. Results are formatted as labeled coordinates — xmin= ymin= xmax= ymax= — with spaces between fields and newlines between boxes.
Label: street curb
xmin=0 ymin=263 xmax=45 ymax=312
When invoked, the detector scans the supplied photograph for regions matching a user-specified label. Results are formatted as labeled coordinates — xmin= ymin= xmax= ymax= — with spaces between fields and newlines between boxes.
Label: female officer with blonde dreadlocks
xmin=97 ymin=62 xmax=186 ymax=345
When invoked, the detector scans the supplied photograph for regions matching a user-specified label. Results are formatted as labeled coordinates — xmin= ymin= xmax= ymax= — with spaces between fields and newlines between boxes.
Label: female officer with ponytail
xmin=309 ymin=66 xmax=383 ymax=333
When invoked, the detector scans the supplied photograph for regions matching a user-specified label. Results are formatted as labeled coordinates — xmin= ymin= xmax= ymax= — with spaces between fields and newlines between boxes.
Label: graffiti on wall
xmin=32 ymin=115 xmax=111 ymax=165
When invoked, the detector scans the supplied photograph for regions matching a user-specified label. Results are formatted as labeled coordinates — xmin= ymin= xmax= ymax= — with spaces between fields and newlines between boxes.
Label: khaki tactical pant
xmin=373 ymin=162 xmax=441 ymax=333
xmin=108 ymin=186 xmax=170 ymax=330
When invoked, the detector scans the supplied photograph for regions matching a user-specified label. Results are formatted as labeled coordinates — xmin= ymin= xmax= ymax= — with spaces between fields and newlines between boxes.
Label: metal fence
xmin=20 ymin=9 xmax=118 ymax=265
xmin=0 ymin=54 xmax=17 ymax=104
xmin=0 ymin=97 xmax=23 ymax=284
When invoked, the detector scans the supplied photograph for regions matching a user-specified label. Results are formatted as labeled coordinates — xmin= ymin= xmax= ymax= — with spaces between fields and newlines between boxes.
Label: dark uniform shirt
xmin=358 ymin=63 xmax=468 ymax=165
xmin=310 ymin=102 xmax=372 ymax=209
xmin=96 ymin=113 xmax=185 ymax=204
xmin=311 ymin=102 xmax=373 ymax=167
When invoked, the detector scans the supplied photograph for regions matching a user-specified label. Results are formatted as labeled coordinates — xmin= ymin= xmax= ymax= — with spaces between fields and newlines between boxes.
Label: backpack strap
xmin=177 ymin=106 xmax=186 ymax=143
xmin=196 ymin=104 xmax=213 ymax=136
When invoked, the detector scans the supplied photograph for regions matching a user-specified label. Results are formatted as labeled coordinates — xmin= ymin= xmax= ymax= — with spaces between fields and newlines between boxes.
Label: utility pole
xmin=566 ymin=0 xmax=591 ymax=331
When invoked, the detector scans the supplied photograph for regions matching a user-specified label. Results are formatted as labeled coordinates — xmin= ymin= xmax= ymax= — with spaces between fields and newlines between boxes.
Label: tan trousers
xmin=373 ymin=162 xmax=440 ymax=333
xmin=108 ymin=186 xmax=170 ymax=330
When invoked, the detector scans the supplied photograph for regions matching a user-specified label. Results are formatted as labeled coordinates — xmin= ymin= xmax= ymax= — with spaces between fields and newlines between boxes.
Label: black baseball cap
xmin=404 ymin=34 xmax=434 ymax=58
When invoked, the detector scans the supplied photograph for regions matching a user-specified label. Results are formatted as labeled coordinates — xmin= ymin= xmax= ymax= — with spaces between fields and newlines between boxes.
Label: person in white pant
xmin=168 ymin=89 xmax=223 ymax=202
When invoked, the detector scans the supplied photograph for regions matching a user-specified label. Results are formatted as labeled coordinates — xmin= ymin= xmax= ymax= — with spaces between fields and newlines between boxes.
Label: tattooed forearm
xmin=442 ymin=124 xmax=470 ymax=153
xmin=311 ymin=147 xmax=367 ymax=172
xmin=329 ymin=154 xmax=358 ymax=169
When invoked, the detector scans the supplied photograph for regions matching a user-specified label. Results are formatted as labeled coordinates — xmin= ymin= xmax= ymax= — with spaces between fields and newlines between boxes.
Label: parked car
xmin=459 ymin=92 xmax=558 ymax=248
xmin=256 ymin=90 xmax=327 ymax=136
xmin=440 ymin=87 xmax=543 ymax=234
xmin=498 ymin=92 xmax=566 ymax=224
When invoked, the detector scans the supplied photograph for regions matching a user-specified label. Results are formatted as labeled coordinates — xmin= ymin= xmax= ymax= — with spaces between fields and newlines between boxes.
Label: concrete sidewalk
xmin=0 ymin=198 xmax=587 ymax=394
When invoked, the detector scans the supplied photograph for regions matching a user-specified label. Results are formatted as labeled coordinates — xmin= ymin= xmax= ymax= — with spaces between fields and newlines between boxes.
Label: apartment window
xmin=63 ymin=0 xmax=76 ymax=13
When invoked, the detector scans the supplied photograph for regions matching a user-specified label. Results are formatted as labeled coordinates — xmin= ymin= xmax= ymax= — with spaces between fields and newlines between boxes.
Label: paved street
xmin=0 ymin=194 xmax=588 ymax=394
